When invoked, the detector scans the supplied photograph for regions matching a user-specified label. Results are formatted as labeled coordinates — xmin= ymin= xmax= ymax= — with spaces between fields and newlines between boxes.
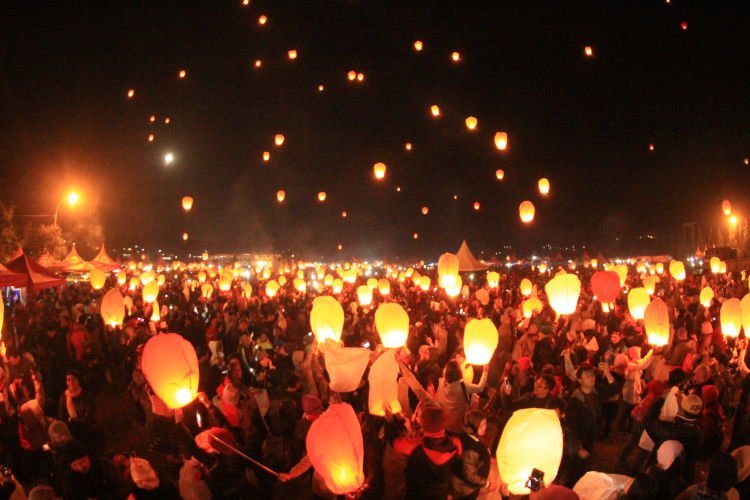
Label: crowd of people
xmin=1 ymin=258 xmax=750 ymax=499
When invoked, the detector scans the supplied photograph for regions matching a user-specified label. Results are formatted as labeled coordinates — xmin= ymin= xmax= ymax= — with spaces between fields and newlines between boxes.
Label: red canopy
xmin=0 ymin=263 xmax=27 ymax=288
xmin=91 ymin=244 xmax=120 ymax=271
xmin=4 ymin=254 xmax=66 ymax=291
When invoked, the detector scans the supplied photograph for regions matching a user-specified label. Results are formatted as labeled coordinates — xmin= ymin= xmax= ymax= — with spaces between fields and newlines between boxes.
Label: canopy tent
xmin=4 ymin=253 xmax=65 ymax=291
xmin=55 ymin=243 xmax=97 ymax=273
xmin=91 ymin=244 xmax=120 ymax=271
xmin=37 ymin=251 xmax=62 ymax=270
xmin=456 ymin=240 xmax=488 ymax=272
xmin=0 ymin=263 xmax=27 ymax=288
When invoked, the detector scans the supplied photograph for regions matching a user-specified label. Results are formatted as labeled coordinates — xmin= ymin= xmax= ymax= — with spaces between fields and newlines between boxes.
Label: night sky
xmin=1 ymin=1 xmax=749 ymax=260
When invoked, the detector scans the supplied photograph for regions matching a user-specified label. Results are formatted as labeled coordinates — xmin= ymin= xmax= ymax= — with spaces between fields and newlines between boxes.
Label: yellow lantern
xmin=451 ymin=51 xmax=461 ymax=62
xmin=421 ymin=206 xmax=429 ymax=215
xmin=418 ymin=275 xmax=431 ymax=291
xmin=519 ymin=278 xmax=533 ymax=297
xmin=375 ymin=303 xmax=409 ymax=349
xmin=100 ymin=288 xmax=125 ymax=327
xmin=669 ymin=260 xmax=686 ymax=281
xmin=584 ymin=45 xmax=594 ymax=57
xmin=293 ymin=278 xmax=307 ymax=293
xmin=142 ymin=281 xmax=159 ymax=303
xmin=276 ymin=190 xmax=286 ymax=202
xmin=519 ymin=201 xmax=535 ymax=223
xmin=182 ymin=196 xmax=193 ymax=211
xmin=495 ymin=169 xmax=505 ymax=181
xmin=473 ymin=201 xmax=481 ymax=211
xmin=265 ymin=280 xmax=280 ymax=297
xmin=413 ymin=40 xmax=423 ymax=51
xmin=274 ymin=134 xmax=285 ymax=146
xmin=487 ymin=271 xmax=500 ymax=288
xmin=643 ymin=275 xmax=657 ymax=295
xmin=537 ymin=262 xmax=548 ymax=274
xmin=182 ymin=232 xmax=189 ymax=241
xmin=430 ymin=104 xmax=440 ymax=117
xmin=140 ymin=271 xmax=154 ymax=285
xmin=494 ymin=131 xmax=508 ymax=151
xmin=644 ymin=298 xmax=669 ymax=346
xmin=141 ymin=333 xmax=199 ymax=409
xmin=89 ymin=268 xmax=106 ymax=290
xmin=262 ymin=268 xmax=271 ymax=280
xmin=537 ymin=178 xmax=550 ymax=196
xmin=197 ymin=271 xmax=207 ymax=283
xmin=544 ymin=274 xmax=581 ymax=316
xmin=218 ymin=278 xmax=231 ymax=292
xmin=287 ymin=49 xmax=298 ymax=60
xmin=719 ymin=261 xmax=727 ymax=274
xmin=438 ymin=253 xmax=460 ymax=288
xmin=310 ymin=296 xmax=344 ymax=344
xmin=465 ymin=116 xmax=478 ymax=130
xmin=373 ymin=162 xmax=386 ymax=180
xmin=463 ymin=318 xmax=498 ymax=365
xmin=700 ymin=287 xmax=714 ymax=308
xmin=445 ymin=275 xmax=463 ymax=297
xmin=722 ymin=199 xmax=732 ymax=216
xmin=150 ymin=300 xmax=161 ymax=322
xmin=497 ymin=409 xmax=563 ymax=495
xmin=740 ymin=294 xmax=750 ymax=334
xmin=201 ymin=283 xmax=214 ymax=299
xmin=627 ymin=287 xmax=649 ymax=320
xmin=655 ymin=262 xmax=664 ymax=275
xmin=116 ymin=271 xmax=127 ymax=286
xmin=323 ymin=274 xmax=334 ymax=287
xmin=522 ymin=297 xmax=543 ymax=319
xmin=366 ymin=278 xmax=377 ymax=289
xmin=356 ymin=285 xmax=373 ymax=306
xmin=318 ymin=191 xmax=327 ymax=202
xmin=157 ymin=274 xmax=166 ymax=287
xmin=278 ymin=275 xmax=287 ymax=286
xmin=378 ymin=278 xmax=390 ymax=295
xmin=614 ymin=264 xmax=628 ymax=287
xmin=263 ymin=151 xmax=270 ymax=162
xmin=306 ymin=403 xmax=365 ymax=495
xmin=128 ymin=277 xmax=139 ymax=291
xmin=241 ymin=283 xmax=253 ymax=298
xmin=710 ymin=257 xmax=721 ymax=274
xmin=721 ymin=298 xmax=742 ymax=337
xmin=332 ymin=278 xmax=344 ymax=294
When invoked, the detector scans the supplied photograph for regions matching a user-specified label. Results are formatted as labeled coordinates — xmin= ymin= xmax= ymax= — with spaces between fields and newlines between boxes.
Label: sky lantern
xmin=311 ymin=296 xmax=344 ymax=344
xmin=722 ymin=199 xmax=732 ymax=216
xmin=367 ymin=278 xmax=378 ymax=290
xmin=487 ymin=271 xmax=500 ymax=288
xmin=522 ymin=297 xmax=543 ymax=319
xmin=368 ymin=350 xmax=401 ymax=416
xmin=643 ymin=275 xmax=657 ymax=295
xmin=323 ymin=274 xmax=334 ymax=287
xmin=494 ymin=131 xmax=508 ymax=151
xmin=584 ymin=45 xmax=594 ymax=57
xmin=473 ymin=201 xmax=480 ymax=211
xmin=332 ymin=278 xmax=344 ymax=294
xmin=545 ymin=274 xmax=581 ymax=316
xmin=128 ymin=277 xmax=138 ymax=291
xmin=463 ymin=318 xmax=498 ymax=365
xmin=265 ymin=279 xmax=280 ymax=297
xmin=258 ymin=14 xmax=267 ymax=25
xmin=100 ymin=288 xmax=125 ymax=327
xmin=373 ymin=162 xmax=387 ymax=180
xmin=740 ymin=294 xmax=750 ymax=334
xmin=356 ymin=72 xmax=364 ymax=82
xmin=680 ymin=21 xmax=688 ymax=30
xmin=287 ymin=49 xmax=298 ymax=60
xmin=710 ymin=256 xmax=721 ymax=274
xmin=538 ymin=178 xmax=550 ymax=196
xmin=200 ymin=283 xmax=213 ymax=300
xmin=142 ymin=281 xmax=159 ymax=303
xmin=306 ymin=403 xmax=365 ymax=495
xmin=413 ymin=40 xmax=423 ymax=51
xmin=497 ymin=408 xmax=563 ymax=495
xmin=274 ymin=134 xmax=285 ymax=146
xmin=150 ymin=300 xmax=161 ymax=322
xmin=164 ymin=117 xmax=171 ymax=124
xmin=644 ymin=298 xmax=669 ymax=346
xmin=178 ymin=69 xmax=187 ymax=79
xmin=378 ymin=278 xmax=390 ymax=295
xmin=347 ymin=70 xmax=356 ymax=81
xmin=465 ymin=116 xmax=478 ymax=130
xmin=430 ymin=104 xmax=440 ymax=117
xmin=404 ymin=142 xmax=412 ymax=151
xmin=293 ymin=278 xmax=307 ymax=293
xmin=412 ymin=232 xmax=419 ymax=239
xmin=89 ymin=268 xmax=106 ymax=290
xmin=419 ymin=275 xmax=431 ymax=291
xmin=182 ymin=196 xmax=193 ymax=211
xmin=142 ymin=333 xmax=199 ymax=409
xmin=276 ymin=190 xmax=286 ymax=202
xmin=591 ymin=270 xmax=621 ymax=303
xmin=218 ymin=277 xmax=231 ymax=292
xmin=669 ymin=260 xmax=686 ymax=281
xmin=421 ymin=206 xmax=429 ymax=215
xmin=495 ymin=169 xmax=505 ymax=181
xmin=147 ymin=134 xmax=155 ymax=142
xmin=613 ymin=264 xmax=628 ymax=287
xmin=197 ymin=271 xmax=207 ymax=283
xmin=375 ymin=303 xmax=409 ymax=348
xmin=278 ymin=275 xmax=288 ymax=286
xmin=628 ymin=287 xmax=649 ymax=320
xmin=318 ymin=191 xmax=327 ymax=202
xmin=721 ymin=298 xmax=742 ymax=337
xmin=519 ymin=278 xmax=533 ymax=297
xmin=719 ymin=261 xmax=727 ymax=274
xmin=519 ymin=201 xmax=535 ymax=223
xmin=357 ymin=285 xmax=373 ymax=306
xmin=116 ymin=271 xmax=127 ymax=286
xmin=451 ymin=51 xmax=461 ymax=62
xmin=254 ymin=59 xmax=262 ymax=68
xmin=438 ymin=252 xmax=460 ymax=288
xmin=655 ymin=262 xmax=664 ymax=275
xmin=318 ymin=84 xmax=325 ymax=91
xmin=127 ymin=88 xmax=135 ymax=98
xmin=700 ymin=286 xmax=714 ymax=308
xmin=649 ymin=143 xmax=655 ymax=151
xmin=538 ymin=262 xmax=548 ymax=274
xmin=445 ymin=275 xmax=463 ymax=297
xmin=164 ymin=152 xmax=175 ymax=165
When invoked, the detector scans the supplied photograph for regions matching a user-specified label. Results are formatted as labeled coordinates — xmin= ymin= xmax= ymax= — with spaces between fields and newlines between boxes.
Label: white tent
xmin=456 ymin=240 xmax=487 ymax=272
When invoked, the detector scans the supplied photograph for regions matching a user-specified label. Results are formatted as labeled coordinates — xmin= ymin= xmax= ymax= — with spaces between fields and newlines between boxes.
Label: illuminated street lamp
xmin=54 ymin=191 xmax=80 ymax=227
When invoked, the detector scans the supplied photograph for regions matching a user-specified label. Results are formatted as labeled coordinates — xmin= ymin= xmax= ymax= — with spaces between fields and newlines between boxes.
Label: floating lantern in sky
xmin=373 ymin=162 xmax=386 ymax=180
xmin=147 ymin=134 xmax=155 ymax=142
xmin=463 ymin=318 xmax=498 ymax=365
xmin=287 ymin=49 xmax=298 ymax=60
xmin=357 ymin=72 xmax=364 ymax=82
xmin=182 ymin=232 xmax=189 ymax=241
xmin=744 ymin=158 xmax=749 ymax=165
xmin=178 ymin=69 xmax=187 ymax=79
xmin=318 ymin=191 xmax=327 ymax=202
xmin=265 ymin=280 xmax=280 ymax=297
xmin=127 ymin=89 xmax=135 ymax=98
xmin=89 ymin=268 xmax=106 ymax=290
xmin=182 ymin=196 xmax=193 ymax=211
xmin=143 ymin=281 xmax=159 ymax=304
xmin=438 ymin=253 xmax=460 ymax=288
xmin=164 ymin=152 xmax=174 ymax=165
xmin=164 ymin=117 xmax=170 ymax=124
xmin=628 ymin=287 xmax=650 ymax=320
xmin=262 ymin=151 xmax=270 ymax=162
xmin=591 ymin=270 xmax=621 ymax=303
xmin=397 ymin=186 xmax=402 ymax=192
xmin=649 ymin=143 xmax=655 ymax=151
xmin=421 ymin=206 xmax=429 ymax=215
xmin=584 ymin=46 xmax=594 ymax=57
xmin=538 ymin=178 xmax=550 ymax=196
xmin=473 ymin=201 xmax=480 ymax=211
xmin=254 ymin=59 xmax=262 ymax=68
xmin=494 ymin=131 xmax=508 ymax=151
xmin=451 ymin=51 xmax=461 ymax=62
xmin=337 ymin=244 xmax=343 ymax=251
xmin=274 ymin=134 xmax=285 ymax=146
xmin=341 ymin=211 xmax=347 ymax=218
xmin=669 ymin=260 xmax=686 ymax=281
xmin=413 ymin=40 xmax=423 ymax=51
xmin=242 ymin=0 xmax=249 ymax=5
xmin=740 ymin=294 xmax=750 ymax=334
xmin=347 ymin=70 xmax=356 ymax=81
xmin=465 ymin=116 xmax=478 ymax=130
xmin=258 ymin=15 xmax=267 ymax=25
xmin=519 ymin=200 xmax=535 ymax=223
xmin=430 ymin=104 xmax=440 ymax=117
xmin=101 ymin=289 xmax=125 ymax=327
xmin=318 ymin=84 xmax=325 ymax=91
xmin=413 ymin=232 xmax=419 ymax=239
xmin=149 ymin=115 xmax=156 ymax=122
xmin=495 ymin=169 xmax=505 ymax=181
xmin=405 ymin=142 xmax=412 ymax=151
xmin=680 ymin=21 xmax=688 ymax=30
xmin=722 ymin=199 xmax=732 ymax=216
xmin=276 ymin=190 xmax=285 ymax=202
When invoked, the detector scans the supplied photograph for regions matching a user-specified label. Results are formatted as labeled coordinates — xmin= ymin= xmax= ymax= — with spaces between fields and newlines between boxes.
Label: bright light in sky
xmin=164 ymin=152 xmax=174 ymax=165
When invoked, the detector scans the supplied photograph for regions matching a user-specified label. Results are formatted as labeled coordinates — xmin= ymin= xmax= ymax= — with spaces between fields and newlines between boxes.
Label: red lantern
xmin=591 ymin=270 xmax=621 ymax=303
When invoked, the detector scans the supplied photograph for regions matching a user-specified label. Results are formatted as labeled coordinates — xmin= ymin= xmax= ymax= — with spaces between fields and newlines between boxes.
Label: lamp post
xmin=53 ymin=192 xmax=79 ymax=227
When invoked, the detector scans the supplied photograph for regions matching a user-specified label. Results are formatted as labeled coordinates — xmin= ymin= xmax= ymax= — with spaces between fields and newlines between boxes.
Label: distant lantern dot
xmin=182 ymin=232 xmax=189 ymax=241
xmin=680 ymin=21 xmax=688 ymax=30
xmin=274 ymin=134 xmax=285 ymax=146
xmin=317 ymin=191 xmax=327 ymax=202
xmin=242 ymin=0 xmax=250 ymax=5
xmin=495 ymin=169 xmax=505 ymax=180
xmin=262 ymin=151 xmax=270 ymax=162
xmin=164 ymin=152 xmax=174 ymax=165
xmin=258 ymin=15 xmax=267 ymax=25
xmin=473 ymin=201 xmax=481 ymax=211
xmin=178 ymin=70 xmax=187 ymax=78
xmin=453 ymin=194 xmax=459 ymax=200
xmin=396 ymin=186 xmax=402 ymax=192
xmin=405 ymin=142 xmax=412 ymax=151
xmin=254 ymin=59 xmax=262 ymax=68
xmin=148 ymin=134 xmax=155 ymax=142
xmin=649 ymin=143 xmax=655 ymax=151
xmin=430 ymin=104 xmax=440 ymax=117
xmin=584 ymin=46 xmax=594 ymax=57
xmin=347 ymin=70 xmax=357 ymax=81
xmin=421 ymin=206 xmax=429 ymax=215
xmin=318 ymin=84 xmax=325 ymax=91
xmin=465 ymin=116 xmax=478 ymax=130
xmin=413 ymin=40 xmax=423 ymax=51
xmin=413 ymin=232 xmax=419 ymax=239
xmin=744 ymin=158 xmax=749 ymax=166
xmin=149 ymin=115 xmax=156 ymax=122
xmin=341 ymin=211 xmax=347 ymax=218
xmin=494 ymin=131 xmax=508 ymax=151
xmin=356 ymin=72 xmax=365 ymax=82
xmin=287 ymin=49 xmax=298 ymax=60
xmin=337 ymin=244 xmax=343 ymax=251
xmin=451 ymin=51 xmax=461 ymax=62
xmin=164 ymin=117 xmax=171 ymax=124
xmin=127 ymin=89 xmax=135 ymax=98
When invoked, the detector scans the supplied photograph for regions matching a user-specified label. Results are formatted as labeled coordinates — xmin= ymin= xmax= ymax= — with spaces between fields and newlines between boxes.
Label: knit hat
xmin=61 ymin=439 xmax=89 ymax=464
xmin=680 ymin=394 xmax=703 ymax=418
xmin=730 ymin=445 xmax=750 ymax=483
xmin=130 ymin=457 xmax=160 ymax=490
xmin=656 ymin=440 xmax=684 ymax=470
xmin=302 ymin=394 xmax=323 ymax=416
xmin=707 ymin=451 xmax=738 ymax=492
xmin=419 ymin=400 xmax=446 ymax=433
xmin=48 ymin=420 xmax=72 ymax=446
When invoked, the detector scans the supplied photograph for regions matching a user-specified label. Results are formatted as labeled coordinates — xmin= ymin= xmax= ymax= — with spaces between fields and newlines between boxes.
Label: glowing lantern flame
xmin=413 ymin=40 xmax=423 ymax=51
xmin=740 ymin=294 xmax=750 ymax=335
xmin=258 ymin=15 xmax=267 ymax=25
xmin=274 ymin=134 xmax=285 ymax=146
xmin=142 ymin=333 xmax=199 ymax=409
xmin=591 ymin=271 xmax=621 ymax=303
xmin=89 ymin=268 xmax=106 ymax=290
xmin=520 ymin=278 xmax=533 ymax=297
xmin=127 ymin=89 xmax=135 ymax=98
xmin=421 ymin=206 xmax=429 ymax=215
xmin=142 ymin=281 xmax=159 ymax=304
xmin=332 ymin=278 xmax=344 ymax=294
xmin=378 ymin=279 xmax=390 ymax=295
xmin=375 ymin=303 xmax=409 ymax=349
xmin=545 ymin=274 xmax=581 ymax=316
xmin=584 ymin=46 xmax=594 ymax=57
xmin=276 ymin=190 xmax=286 ymax=202
xmin=700 ymin=286 xmax=714 ymax=308
xmin=522 ymin=297 xmax=543 ymax=319
xmin=178 ymin=70 xmax=187 ymax=79
xmin=287 ymin=49 xmax=298 ymax=60
xmin=182 ymin=196 xmax=193 ymax=211
xmin=494 ymin=131 xmax=508 ymax=151
xmin=347 ymin=70 xmax=356 ymax=81
xmin=438 ymin=253 xmax=460 ymax=289
xmin=627 ymin=287 xmax=650 ymax=320
xmin=418 ymin=276 xmax=431 ymax=291
xmin=465 ymin=116 xmax=478 ymax=130
xmin=669 ymin=260 xmax=686 ymax=281
xmin=100 ymin=289 xmax=125 ymax=327
xmin=451 ymin=51 xmax=461 ymax=62
xmin=373 ymin=162 xmax=386 ymax=180
xmin=356 ymin=285 xmax=373 ymax=306
xmin=463 ymin=318 xmax=498 ymax=365
xmin=519 ymin=201 xmax=535 ymax=223
xmin=496 ymin=169 xmax=505 ymax=181
xmin=310 ymin=296 xmax=344 ymax=344
xmin=721 ymin=298 xmax=742 ymax=337
xmin=722 ymin=200 xmax=732 ymax=216
xmin=538 ymin=178 xmax=550 ymax=196
xmin=430 ymin=105 xmax=440 ymax=117
xmin=710 ymin=257 xmax=721 ymax=273
xmin=644 ymin=298 xmax=669 ymax=346
xmin=318 ymin=191 xmax=327 ymax=202
xmin=487 ymin=271 xmax=500 ymax=288
xmin=265 ymin=280 xmax=280 ymax=297
xmin=473 ymin=201 xmax=480 ymax=211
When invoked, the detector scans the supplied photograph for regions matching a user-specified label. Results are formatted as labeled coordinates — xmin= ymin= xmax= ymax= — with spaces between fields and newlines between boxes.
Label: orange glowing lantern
xmin=287 ymin=49 xmax=298 ymax=60
xmin=421 ymin=206 xmax=429 ymax=215
xmin=740 ymin=294 xmax=750 ymax=334
xmin=265 ymin=280 xmax=280 ymax=297
xmin=142 ymin=281 xmax=159 ymax=303
xmin=614 ymin=265 xmax=628 ymax=287
xmin=258 ymin=14 xmax=267 ymax=25
xmin=263 ymin=151 xmax=270 ymax=162
xmin=584 ymin=46 xmax=594 ymax=57
xmin=276 ymin=190 xmax=286 ymax=202
xmin=116 ymin=271 xmax=127 ymax=286
xmin=519 ymin=201 xmax=535 ymax=223
xmin=710 ymin=257 xmax=721 ymax=274
xmin=519 ymin=278 xmax=533 ymax=297
xmin=465 ymin=116 xmax=478 ymax=130
xmin=591 ymin=270 xmax=621 ymax=303
xmin=375 ymin=303 xmax=409 ymax=348
xmin=538 ymin=178 xmax=550 ymax=196
xmin=669 ymin=261 xmax=686 ymax=281
xmin=332 ymin=278 xmax=344 ymax=294
xmin=451 ymin=51 xmax=461 ymax=62
xmin=142 ymin=333 xmax=199 ymax=409
xmin=293 ymin=278 xmax=307 ymax=293
xmin=722 ymin=200 xmax=732 ymax=216
xmin=182 ymin=196 xmax=193 ymax=211
xmin=463 ymin=318 xmax=498 ymax=365
xmin=318 ymin=191 xmax=327 ymax=202
xmin=419 ymin=275 xmax=431 ymax=291
xmin=356 ymin=285 xmax=373 ymax=306
xmin=522 ymin=297 xmax=543 ymax=319
xmin=721 ymin=298 xmax=742 ymax=337
xmin=310 ymin=296 xmax=344 ymax=344
xmin=494 ymin=131 xmax=508 ymax=151
xmin=200 ymin=284 xmax=213 ymax=300
xmin=347 ymin=70 xmax=356 ymax=81
xmin=495 ymin=169 xmax=505 ymax=181
xmin=378 ymin=278 xmax=390 ymax=295
xmin=274 ymin=134 xmax=285 ymax=146
xmin=545 ymin=274 xmax=581 ymax=316
xmin=700 ymin=286 xmax=714 ymax=308
xmin=643 ymin=275 xmax=657 ymax=295
xmin=438 ymin=253 xmax=460 ymax=288
xmin=100 ymin=288 xmax=125 ymax=327
xmin=445 ymin=275 xmax=463 ymax=297
xmin=644 ymin=298 xmax=669 ymax=346
xmin=430 ymin=104 xmax=440 ymax=117
xmin=627 ymin=287 xmax=649 ymax=320
xmin=487 ymin=271 xmax=500 ymax=288
xmin=413 ymin=40 xmax=423 ymax=51
xmin=182 ymin=231 xmax=189 ymax=241
xmin=373 ymin=162 xmax=386 ymax=180
xmin=89 ymin=268 xmax=106 ymax=290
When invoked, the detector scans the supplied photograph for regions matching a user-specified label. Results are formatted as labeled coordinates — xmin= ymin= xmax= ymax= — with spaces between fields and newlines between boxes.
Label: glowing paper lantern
xmin=142 ymin=333 xmax=199 ymax=409
xmin=274 ymin=134 xmax=285 ymax=146
xmin=544 ymin=274 xmax=581 ymax=316
xmin=368 ymin=350 xmax=401 ymax=416
xmin=538 ymin=262 xmax=548 ymax=274
xmin=591 ymin=270 xmax=621 ymax=303
xmin=644 ymin=298 xmax=669 ymax=346
xmin=293 ymin=278 xmax=306 ymax=293
xmin=430 ymin=104 xmax=440 ymax=117
xmin=265 ymin=280 xmax=280 ymax=297
xmin=306 ymin=403 xmax=365 ymax=495
xmin=655 ymin=262 xmax=664 ymax=275
xmin=142 ymin=281 xmax=159 ymax=303
xmin=310 ymin=296 xmax=344 ymax=344
xmin=463 ymin=318 xmax=498 ymax=365
xmin=538 ymin=178 xmax=550 ymax=196
xmin=628 ymin=287 xmax=650 ymax=320
xmin=150 ymin=300 xmax=161 ymax=322
xmin=178 ymin=69 xmax=187 ymax=79
xmin=421 ymin=206 xmax=429 ymax=215
xmin=182 ymin=232 xmax=189 ymax=241
xmin=643 ymin=275 xmax=657 ymax=295
xmin=700 ymin=287 xmax=714 ymax=308
xmin=116 ymin=271 xmax=127 ymax=286
xmin=375 ymin=303 xmax=409 ymax=348
xmin=182 ymin=196 xmax=193 ymax=211
xmin=465 ymin=116 xmax=478 ymax=130
xmin=669 ymin=261 xmax=686 ymax=281
xmin=332 ymin=278 xmax=344 ymax=294
xmin=614 ymin=265 xmax=628 ymax=287
xmin=201 ymin=284 xmax=213 ymax=299
xmin=584 ymin=46 xmax=594 ymax=57
xmin=263 ymin=151 xmax=270 ymax=162
xmin=497 ymin=409 xmax=563 ymax=495
xmin=719 ymin=261 xmax=727 ymax=274
xmin=100 ymin=288 xmax=125 ymax=327
xmin=89 ymin=268 xmax=106 ymax=290
xmin=487 ymin=271 xmax=500 ymax=288
xmin=287 ymin=49 xmax=298 ymax=60
xmin=356 ymin=285 xmax=373 ymax=306
xmin=318 ymin=191 xmax=327 ymax=202
xmin=438 ymin=253 xmax=460 ymax=288
xmin=413 ymin=40 xmax=423 ymax=51
xmin=721 ymin=298 xmax=742 ymax=337
xmin=419 ymin=276 xmax=431 ymax=291
xmin=451 ymin=51 xmax=461 ymax=62
xmin=709 ymin=257 xmax=721 ymax=274
xmin=494 ymin=131 xmax=508 ymax=151
xmin=722 ymin=200 xmax=732 ymax=216
xmin=522 ymin=297 xmax=543 ymax=319
xmin=473 ymin=201 xmax=481 ymax=211
xmin=258 ymin=14 xmax=267 ymax=25
xmin=519 ymin=201 xmax=535 ymax=223
xmin=373 ymin=162 xmax=386 ymax=180
xmin=740 ymin=294 xmax=750 ymax=334
xmin=445 ymin=275 xmax=462 ymax=297
xmin=218 ymin=278 xmax=231 ymax=292
xmin=323 ymin=340 xmax=370 ymax=393
xmin=378 ymin=278 xmax=390 ymax=295
xmin=520 ymin=278 xmax=533 ymax=297
xmin=276 ymin=190 xmax=285 ymax=202
xmin=496 ymin=169 xmax=505 ymax=181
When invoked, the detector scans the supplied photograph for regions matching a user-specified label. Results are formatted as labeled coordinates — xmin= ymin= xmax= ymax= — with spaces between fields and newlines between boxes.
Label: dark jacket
xmin=394 ymin=430 xmax=462 ymax=500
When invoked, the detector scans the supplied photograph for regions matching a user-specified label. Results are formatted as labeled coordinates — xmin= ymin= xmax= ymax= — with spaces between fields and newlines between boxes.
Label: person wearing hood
xmin=451 ymin=409 xmax=492 ymax=499
xmin=436 ymin=359 xmax=488 ymax=433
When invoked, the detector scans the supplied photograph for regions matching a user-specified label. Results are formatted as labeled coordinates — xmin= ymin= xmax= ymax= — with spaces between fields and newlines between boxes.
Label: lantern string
xmin=208 ymin=433 xmax=281 ymax=478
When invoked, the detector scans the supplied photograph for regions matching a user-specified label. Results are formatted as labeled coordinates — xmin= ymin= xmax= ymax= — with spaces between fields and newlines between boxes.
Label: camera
xmin=525 ymin=468 xmax=544 ymax=492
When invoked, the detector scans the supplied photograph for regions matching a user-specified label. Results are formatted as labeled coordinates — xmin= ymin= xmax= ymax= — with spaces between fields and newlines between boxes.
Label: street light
xmin=54 ymin=191 xmax=80 ymax=227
